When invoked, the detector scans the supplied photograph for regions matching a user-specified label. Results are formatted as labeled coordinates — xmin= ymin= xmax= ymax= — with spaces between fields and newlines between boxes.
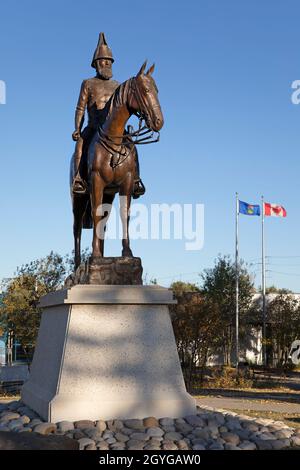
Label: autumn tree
xmin=201 ymin=255 xmax=254 ymax=365
xmin=170 ymin=282 xmax=222 ymax=390
xmin=267 ymin=294 xmax=300 ymax=366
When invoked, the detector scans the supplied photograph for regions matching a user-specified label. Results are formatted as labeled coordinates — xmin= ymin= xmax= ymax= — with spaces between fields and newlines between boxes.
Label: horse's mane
xmin=102 ymin=77 xmax=133 ymax=120
xmin=101 ymin=75 xmax=158 ymax=125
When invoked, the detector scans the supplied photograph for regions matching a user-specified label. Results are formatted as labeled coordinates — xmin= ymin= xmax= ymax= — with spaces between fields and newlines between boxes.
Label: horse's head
xmin=130 ymin=61 xmax=164 ymax=132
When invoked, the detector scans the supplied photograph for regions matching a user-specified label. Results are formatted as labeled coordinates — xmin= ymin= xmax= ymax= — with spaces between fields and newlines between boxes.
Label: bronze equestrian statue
xmin=70 ymin=34 xmax=164 ymax=269
xmin=71 ymin=32 xmax=145 ymax=198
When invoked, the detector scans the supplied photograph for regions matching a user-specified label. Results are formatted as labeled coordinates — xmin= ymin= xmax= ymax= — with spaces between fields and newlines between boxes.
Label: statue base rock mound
xmin=65 ymin=256 xmax=143 ymax=287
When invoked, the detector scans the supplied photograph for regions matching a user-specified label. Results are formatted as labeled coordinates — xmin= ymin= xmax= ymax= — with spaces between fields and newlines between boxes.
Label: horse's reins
xmin=97 ymin=78 xmax=160 ymax=168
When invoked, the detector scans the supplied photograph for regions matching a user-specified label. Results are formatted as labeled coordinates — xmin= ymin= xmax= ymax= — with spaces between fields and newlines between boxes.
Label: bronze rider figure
xmin=71 ymin=32 xmax=145 ymax=199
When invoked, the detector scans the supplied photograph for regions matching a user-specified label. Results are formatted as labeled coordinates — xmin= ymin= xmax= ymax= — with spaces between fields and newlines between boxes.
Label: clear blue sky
xmin=0 ymin=0 xmax=299 ymax=291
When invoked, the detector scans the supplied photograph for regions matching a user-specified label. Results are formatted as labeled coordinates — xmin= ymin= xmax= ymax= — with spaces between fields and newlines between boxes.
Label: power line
xmin=268 ymin=270 xmax=300 ymax=277
xmin=266 ymin=263 xmax=300 ymax=267
xmin=150 ymin=259 xmax=300 ymax=286
xmin=266 ymin=255 xmax=300 ymax=259
xmin=154 ymin=271 xmax=200 ymax=281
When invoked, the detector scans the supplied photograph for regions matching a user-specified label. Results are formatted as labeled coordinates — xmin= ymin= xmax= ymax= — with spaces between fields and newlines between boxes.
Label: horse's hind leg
xmin=73 ymin=194 xmax=88 ymax=269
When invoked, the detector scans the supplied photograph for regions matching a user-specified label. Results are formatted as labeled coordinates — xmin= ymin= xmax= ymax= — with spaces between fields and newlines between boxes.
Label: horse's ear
xmin=146 ymin=63 xmax=155 ymax=75
xmin=137 ymin=60 xmax=147 ymax=76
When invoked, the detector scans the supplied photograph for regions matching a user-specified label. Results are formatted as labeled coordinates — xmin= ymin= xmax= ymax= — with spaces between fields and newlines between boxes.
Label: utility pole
xmin=235 ymin=193 xmax=239 ymax=372
xmin=261 ymin=196 xmax=267 ymax=367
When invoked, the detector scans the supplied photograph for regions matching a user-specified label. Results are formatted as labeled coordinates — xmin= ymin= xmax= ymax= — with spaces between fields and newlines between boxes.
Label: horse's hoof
xmin=122 ymin=249 xmax=133 ymax=257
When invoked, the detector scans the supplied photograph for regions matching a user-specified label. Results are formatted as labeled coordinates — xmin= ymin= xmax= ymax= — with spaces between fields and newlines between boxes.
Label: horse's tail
xmin=83 ymin=199 xmax=93 ymax=229
xmin=70 ymin=152 xmax=75 ymax=191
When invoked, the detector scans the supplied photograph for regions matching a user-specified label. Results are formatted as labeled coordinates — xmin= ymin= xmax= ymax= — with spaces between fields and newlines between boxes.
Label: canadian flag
xmin=264 ymin=202 xmax=287 ymax=217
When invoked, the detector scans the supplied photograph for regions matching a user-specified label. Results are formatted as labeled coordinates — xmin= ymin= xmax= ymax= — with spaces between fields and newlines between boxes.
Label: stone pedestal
xmin=21 ymin=285 xmax=196 ymax=422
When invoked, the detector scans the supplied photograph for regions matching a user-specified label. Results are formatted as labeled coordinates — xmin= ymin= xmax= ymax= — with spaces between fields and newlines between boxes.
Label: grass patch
xmin=0 ymin=393 xmax=20 ymax=401
xmin=227 ymin=408 xmax=300 ymax=430
xmin=189 ymin=366 xmax=300 ymax=396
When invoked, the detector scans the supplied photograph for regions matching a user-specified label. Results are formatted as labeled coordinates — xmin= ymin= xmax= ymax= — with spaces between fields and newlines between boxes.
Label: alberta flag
xmin=239 ymin=200 xmax=261 ymax=216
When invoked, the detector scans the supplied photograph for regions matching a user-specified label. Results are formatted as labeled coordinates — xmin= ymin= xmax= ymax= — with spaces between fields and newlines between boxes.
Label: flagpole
xmin=235 ymin=192 xmax=239 ymax=372
xmin=261 ymin=195 xmax=267 ymax=367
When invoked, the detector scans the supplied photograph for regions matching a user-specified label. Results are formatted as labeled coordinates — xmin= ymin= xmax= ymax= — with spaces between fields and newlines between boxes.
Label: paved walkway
xmin=0 ymin=398 xmax=19 ymax=405
xmin=196 ymin=396 xmax=300 ymax=414
xmin=1 ymin=396 xmax=299 ymax=415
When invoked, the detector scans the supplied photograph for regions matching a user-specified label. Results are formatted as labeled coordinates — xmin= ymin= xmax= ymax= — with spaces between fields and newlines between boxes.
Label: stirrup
xmin=132 ymin=180 xmax=146 ymax=199
xmin=72 ymin=178 xmax=88 ymax=195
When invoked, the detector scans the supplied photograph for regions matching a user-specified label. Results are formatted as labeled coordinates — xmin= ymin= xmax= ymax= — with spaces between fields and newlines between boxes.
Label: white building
xmin=207 ymin=292 xmax=300 ymax=366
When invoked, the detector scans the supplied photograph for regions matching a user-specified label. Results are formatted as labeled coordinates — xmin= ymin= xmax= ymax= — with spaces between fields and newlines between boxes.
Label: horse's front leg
xmin=99 ymin=192 xmax=115 ymax=257
xmin=119 ymin=175 xmax=134 ymax=257
xmin=91 ymin=170 xmax=106 ymax=258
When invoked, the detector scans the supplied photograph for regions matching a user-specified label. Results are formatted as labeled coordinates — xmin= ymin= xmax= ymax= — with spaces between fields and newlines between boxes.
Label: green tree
xmin=0 ymin=251 xmax=68 ymax=361
xmin=171 ymin=281 xmax=200 ymax=295
xmin=201 ymin=255 xmax=254 ymax=365
xmin=64 ymin=247 xmax=90 ymax=275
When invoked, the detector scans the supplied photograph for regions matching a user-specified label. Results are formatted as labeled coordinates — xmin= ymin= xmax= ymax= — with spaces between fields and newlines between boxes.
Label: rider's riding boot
xmin=72 ymin=174 xmax=88 ymax=195
xmin=132 ymin=179 xmax=146 ymax=199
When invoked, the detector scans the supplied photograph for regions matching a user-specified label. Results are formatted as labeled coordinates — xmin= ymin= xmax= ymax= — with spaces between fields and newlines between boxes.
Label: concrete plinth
xmin=21 ymin=285 xmax=196 ymax=422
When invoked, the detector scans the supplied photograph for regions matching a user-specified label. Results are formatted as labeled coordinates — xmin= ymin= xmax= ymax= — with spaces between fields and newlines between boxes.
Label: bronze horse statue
xmin=70 ymin=62 xmax=164 ymax=268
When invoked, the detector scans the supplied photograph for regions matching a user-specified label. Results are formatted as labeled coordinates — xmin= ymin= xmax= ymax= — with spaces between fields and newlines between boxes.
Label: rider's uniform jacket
xmin=75 ymin=77 xmax=119 ymax=130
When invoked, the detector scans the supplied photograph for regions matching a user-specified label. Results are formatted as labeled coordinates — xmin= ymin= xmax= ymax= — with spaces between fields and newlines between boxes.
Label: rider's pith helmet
xmin=91 ymin=32 xmax=114 ymax=68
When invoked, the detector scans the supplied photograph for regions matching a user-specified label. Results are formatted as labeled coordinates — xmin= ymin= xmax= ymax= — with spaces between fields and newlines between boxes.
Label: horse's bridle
xmin=98 ymin=77 xmax=160 ymax=168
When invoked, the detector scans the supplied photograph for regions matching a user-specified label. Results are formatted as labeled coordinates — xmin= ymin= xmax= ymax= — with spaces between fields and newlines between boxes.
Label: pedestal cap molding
xmin=40 ymin=285 xmax=177 ymax=308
